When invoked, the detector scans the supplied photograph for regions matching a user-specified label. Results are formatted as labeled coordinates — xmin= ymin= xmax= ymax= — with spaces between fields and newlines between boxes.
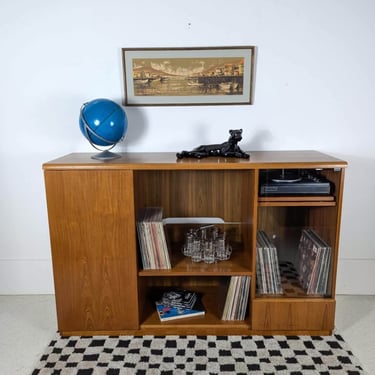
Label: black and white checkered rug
xmin=32 ymin=333 xmax=366 ymax=374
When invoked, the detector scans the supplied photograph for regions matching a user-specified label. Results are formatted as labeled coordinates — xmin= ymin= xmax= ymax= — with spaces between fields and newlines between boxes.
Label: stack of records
xmin=297 ymin=229 xmax=332 ymax=295
xmin=155 ymin=290 xmax=205 ymax=321
xmin=256 ymin=231 xmax=283 ymax=294
xmin=221 ymin=276 xmax=251 ymax=320
xmin=136 ymin=207 xmax=171 ymax=269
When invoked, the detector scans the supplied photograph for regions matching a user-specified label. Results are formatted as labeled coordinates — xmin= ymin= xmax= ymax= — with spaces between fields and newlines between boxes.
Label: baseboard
xmin=0 ymin=259 xmax=54 ymax=294
xmin=336 ymin=258 xmax=375 ymax=295
xmin=0 ymin=258 xmax=374 ymax=295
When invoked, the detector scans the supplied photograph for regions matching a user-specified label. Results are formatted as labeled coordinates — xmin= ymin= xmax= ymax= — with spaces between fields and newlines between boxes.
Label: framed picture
xmin=122 ymin=46 xmax=256 ymax=106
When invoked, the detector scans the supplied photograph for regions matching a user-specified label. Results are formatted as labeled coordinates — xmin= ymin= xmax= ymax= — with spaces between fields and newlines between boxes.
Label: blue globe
xmin=79 ymin=98 xmax=127 ymax=147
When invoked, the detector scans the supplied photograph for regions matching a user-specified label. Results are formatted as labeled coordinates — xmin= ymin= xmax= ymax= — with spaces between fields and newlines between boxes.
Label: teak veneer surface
xmin=43 ymin=150 xmax=347 ymax=170
xmin=43 ymin=151 xmax=346 ymax=336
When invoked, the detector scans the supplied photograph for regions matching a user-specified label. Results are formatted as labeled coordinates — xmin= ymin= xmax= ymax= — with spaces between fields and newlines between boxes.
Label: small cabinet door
xmin=45 ymin=169 xmax=139 ymax=334
xmin=252 ymin=299 xmax=335 ymax=333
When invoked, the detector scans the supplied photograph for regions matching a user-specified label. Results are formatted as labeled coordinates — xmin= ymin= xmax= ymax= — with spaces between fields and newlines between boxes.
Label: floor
xmin=0 ymin=295 xmax=374 ymax=375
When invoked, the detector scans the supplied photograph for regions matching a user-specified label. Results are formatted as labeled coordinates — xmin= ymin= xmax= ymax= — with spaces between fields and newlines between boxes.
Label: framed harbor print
xmin=122 ymin=46 xmax=256 ymax=106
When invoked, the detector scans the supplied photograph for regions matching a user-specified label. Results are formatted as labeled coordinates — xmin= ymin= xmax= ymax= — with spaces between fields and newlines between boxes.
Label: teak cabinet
xmin=43 ymin=151 xmax=347 ymax=336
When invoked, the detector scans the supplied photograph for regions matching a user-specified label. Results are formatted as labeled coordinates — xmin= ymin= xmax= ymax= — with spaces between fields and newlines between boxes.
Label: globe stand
xmin=84 ymin=130 xmax=123 ymax=161
xmin=91 ymin=149 xmax=122 ymax=161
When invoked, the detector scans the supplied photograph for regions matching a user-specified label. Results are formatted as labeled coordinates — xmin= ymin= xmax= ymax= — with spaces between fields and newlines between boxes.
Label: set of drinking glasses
xmin=182 ymin=225 xmax=232 ymax=264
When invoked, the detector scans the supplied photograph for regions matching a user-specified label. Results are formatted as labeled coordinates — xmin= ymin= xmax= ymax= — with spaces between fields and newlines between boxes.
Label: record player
xmin=259 ymin=169 xmax=333 ymax=196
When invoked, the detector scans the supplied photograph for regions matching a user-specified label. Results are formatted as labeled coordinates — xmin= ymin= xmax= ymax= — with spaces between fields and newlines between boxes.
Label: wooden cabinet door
xmin=252 ymin=299 xmax=335 ymax=334
xmin=44 ymin=169 xmax=139 ymax=334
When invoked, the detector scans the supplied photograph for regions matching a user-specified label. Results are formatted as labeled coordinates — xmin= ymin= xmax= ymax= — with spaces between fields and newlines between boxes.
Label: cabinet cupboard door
xmin=252 ymin=299 xmax=335 ymax=332
xmin=45 ymin=170 xmax=138 ymax=334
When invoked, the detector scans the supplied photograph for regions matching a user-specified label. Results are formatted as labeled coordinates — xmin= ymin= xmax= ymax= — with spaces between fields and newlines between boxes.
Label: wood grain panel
xmin=44 ymin=170 xmax=139 ymax=333
xmin=133 ymin=170 xmax=251 ymax=222
xmin=252 ymin=299 xmax=335 ymax=332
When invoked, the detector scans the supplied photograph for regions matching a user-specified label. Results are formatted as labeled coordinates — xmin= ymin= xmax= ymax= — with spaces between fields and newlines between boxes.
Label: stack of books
xmin=136 ymin=207 xmax=171 ymax=269
xmin=256 ymin=231 xmax=283 ymax=295
xmin=155 ymin=290 xmax=205 ymax=321
xmin=297 ymin=229 xmax=332 ymax=295
xmin=221 ymin=276 xmax=251 ymax=320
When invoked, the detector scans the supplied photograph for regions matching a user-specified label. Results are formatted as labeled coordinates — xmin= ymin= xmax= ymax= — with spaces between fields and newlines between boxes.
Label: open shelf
xmin=258 ymin=196 xmax=336 ymax=207
xmin=139 ymin=243 xmax=252 ymax=276
xmin=140 ymin=285 xmax=251 ymax=334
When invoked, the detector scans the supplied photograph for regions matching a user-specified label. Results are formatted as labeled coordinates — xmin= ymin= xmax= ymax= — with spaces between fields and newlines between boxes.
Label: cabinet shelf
xmin=139 ymin=243 xmax=252 ymax=276
xmin=256 ymin=276 xmax=331 ymax=299
xmin=140 ymin=287 xmax=250 ymax=334
xmin=258 ymin=196 xmax=336 ymax=207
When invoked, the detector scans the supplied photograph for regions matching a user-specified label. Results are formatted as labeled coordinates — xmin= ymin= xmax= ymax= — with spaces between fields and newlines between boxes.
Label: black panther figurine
xmin=176 ymin=129 xmax=250 ymax=159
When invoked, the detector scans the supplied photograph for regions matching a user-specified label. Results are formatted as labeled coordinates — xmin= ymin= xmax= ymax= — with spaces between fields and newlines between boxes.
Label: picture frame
xmin=122 ymin=46 xmax=256 ymax=106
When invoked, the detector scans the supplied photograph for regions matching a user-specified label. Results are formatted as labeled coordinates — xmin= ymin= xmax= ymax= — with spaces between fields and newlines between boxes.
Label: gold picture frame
xmin=122 ymin=46 xmax=256 ymax=106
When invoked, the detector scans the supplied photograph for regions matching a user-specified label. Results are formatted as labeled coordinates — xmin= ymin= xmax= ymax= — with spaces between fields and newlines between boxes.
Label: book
xmin=136 ymin=207 xmax=171 ymax=269
xmin=156 ymin=301 xmax=205 ymax=321
xmin=155 ymin=290 xmax=205 ymax=321
xmin=160 ymin=289 xmax=197 ymax=309
xmin=256 ymin=231 xmax=283 ymax=295
xmin=297 ymin=229 xmax=331 ymax=295
xmin=221 ymin=276 xmax=251 ymax=320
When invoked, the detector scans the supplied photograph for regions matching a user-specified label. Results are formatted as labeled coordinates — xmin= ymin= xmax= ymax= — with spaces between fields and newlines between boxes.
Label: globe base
xmin=91 ymin=150 xmax=122 ymax=161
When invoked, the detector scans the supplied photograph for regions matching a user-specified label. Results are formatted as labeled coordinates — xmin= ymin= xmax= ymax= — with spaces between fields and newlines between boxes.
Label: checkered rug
xmin=32 ymin=333 xmax=366 ymax=375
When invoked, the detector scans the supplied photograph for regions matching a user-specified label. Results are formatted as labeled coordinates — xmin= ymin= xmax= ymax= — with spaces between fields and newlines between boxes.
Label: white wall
xmin=1 ymin=0 xmax=374 ymax=294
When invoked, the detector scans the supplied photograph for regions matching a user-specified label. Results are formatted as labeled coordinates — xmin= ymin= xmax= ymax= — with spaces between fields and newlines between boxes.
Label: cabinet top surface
xmin=43 ymin=150 xmax=347 ymax=170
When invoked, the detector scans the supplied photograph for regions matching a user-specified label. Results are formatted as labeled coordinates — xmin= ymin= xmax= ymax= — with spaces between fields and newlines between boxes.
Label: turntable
xmin=259 ymin=169 xmax=332 ymax=196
